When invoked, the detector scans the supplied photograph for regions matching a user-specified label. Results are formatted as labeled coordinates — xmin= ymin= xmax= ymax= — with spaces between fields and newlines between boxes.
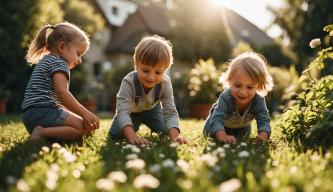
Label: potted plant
xmin=0 ymin=86 xmax=10 ymax=115
xmin=78 ymin=91 xmax=96 ymax=112
xmin=187 ymin=59 xmax=222 ymax=119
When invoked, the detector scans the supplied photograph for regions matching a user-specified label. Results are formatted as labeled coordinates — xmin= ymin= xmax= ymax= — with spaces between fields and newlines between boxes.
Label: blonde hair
xmin=133 ymin=35 xmax=173 ymax=69
xmin=219 ymin=52 xmax=273 ymax=96
xmin=25 ymin=22 xmax=90 ymax=65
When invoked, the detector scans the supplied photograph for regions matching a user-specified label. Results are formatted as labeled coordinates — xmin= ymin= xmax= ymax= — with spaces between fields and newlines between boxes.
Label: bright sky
xmin=212 ymin=0 xmax=284 ymax=38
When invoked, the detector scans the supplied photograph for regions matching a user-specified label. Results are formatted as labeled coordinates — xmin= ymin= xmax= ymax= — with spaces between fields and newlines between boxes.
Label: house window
xmin=112 ymin=6 xmax=119 ymax=16
xmin=93 ymin=62 xmax=102 ymax=77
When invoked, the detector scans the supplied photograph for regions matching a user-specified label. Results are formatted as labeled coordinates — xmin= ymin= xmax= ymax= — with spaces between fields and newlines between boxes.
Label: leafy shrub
xmin=278 ymin=24 xmax=333 ymax=148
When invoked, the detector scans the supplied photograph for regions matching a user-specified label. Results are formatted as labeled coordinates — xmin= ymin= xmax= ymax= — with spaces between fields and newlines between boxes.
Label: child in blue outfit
xmin=204 ymin=52 xmax=273 ymax=144
xmin=109 ymin=35 xmax=187 ymax=145
xmin=22 ymin=22 xmax=99 ymax=141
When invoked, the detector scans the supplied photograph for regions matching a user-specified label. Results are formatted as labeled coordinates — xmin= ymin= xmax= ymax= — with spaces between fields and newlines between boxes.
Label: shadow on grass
xmin=0 ymin=140 xmax=44 ymax=190
xmin=0 ymin=138 xmax=84 ymax=191
xmin=202 ymin=137 xmax=270 ymax=186
xmin=99 ymin=132 xmax=183 ymax=192
xmin=0 ymin=114 xmax=22 ymax=124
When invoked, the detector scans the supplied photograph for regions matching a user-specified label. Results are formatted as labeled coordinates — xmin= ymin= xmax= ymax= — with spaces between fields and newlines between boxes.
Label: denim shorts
xmin=109 ymin=104 xmax=168 ymax=140
xmin=22 ymin=106 xmax=68 ymax=134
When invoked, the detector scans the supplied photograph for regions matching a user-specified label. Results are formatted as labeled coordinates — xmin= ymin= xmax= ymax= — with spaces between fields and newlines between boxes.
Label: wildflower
xmin=178 ymin=179 xmax=192 ymax=189
xmin=45 ymin=169 xmax=59 ymax=191
xmin=223 ymin=144 xmax=230 ymax=148
xmin=125 ymin=159 xmax=145 ymax=170
xmin=6 ymin=175 xmax=16 ymax=184
xmin=50 ymin=164 xmax=59 ymax=172
xmin=200 ymin=154 xmax=218 ymax=167
xmin=169 ymin=142 xmax=178 ymax=148
xmin=271 ymin=179 xmax=280 ymax=188
xmin=219 ymin=178 xmax=241 ymax=192
xmin=58 ymin=147 xmax=67 ymax=154
xmin=131 ymin=146 xmax=141 ymax=153
xmin=313 ymin=178 xmax=321 ymax=187
xmin=309 ymin=38 xmax=321 ymax=48
xmin=123 ymin=144 xmax=134 ymax=149
xmin=72 ymin=169 xmax=81 ymax=178
xmin=41 ymin=146 xmax=49 ymax=153
xmin=238 ymin=150 xmax=250 ymax=158
xmin=240 ymin=142 xmax=247 ymax=147
xmin=63 ymin=151 xmax=77 ymax=163
xmin=311 ymin=153 xmax=320 ymax=161
xmin=76 ymin=163 xmax=85 ymax=171
xmin=162 ymin=159 xmax=175 ymax=167
xmin=126 ymin=153 xmax=138 ymax=160
xmin=108 ymin=171 xmax=127 ymax=183
xmin=176 ymin=159 xmax=189 ymax=172
xmin=149 ymin=164 xmax=161 ymax=174
xmin=325 ymin=152 xmax=331 ymax=159
xmin=290 ymin=166 xmax=298 ymax=174
xmin=16 ymin=179 xmax=30 ymax=192
xmin=133 ymin=174 xmax=160 ymax=189
xmin=52 ymin=143 xmax=61 ymax=149
xmin=159 ymin=153 xmax=165 ymax=159
xmin=96 ymin=179 xmax=114 ymax=190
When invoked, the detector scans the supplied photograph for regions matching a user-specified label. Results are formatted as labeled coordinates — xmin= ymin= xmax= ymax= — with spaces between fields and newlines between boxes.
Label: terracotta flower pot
xmin=0 ymin=98 xmax=8 ymax=115
xmin=188 ymin=103 xmax=212 ymax=119
xmin=80 ymin=99 xmax=96 ymax=112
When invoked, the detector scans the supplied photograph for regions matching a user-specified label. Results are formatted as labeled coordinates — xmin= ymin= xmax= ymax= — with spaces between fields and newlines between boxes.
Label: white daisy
xmin=96 ymin=178 xmax=114 ymax=190
xmin=108 ymin=171 xmax=127 ymax=183
xmin=219 ymin=178 xmax=241 ymax=192
xmin=133 ymin=174 xmax=160 ymax=189
xmin=125 ymin=159 xmax=145 ymax=170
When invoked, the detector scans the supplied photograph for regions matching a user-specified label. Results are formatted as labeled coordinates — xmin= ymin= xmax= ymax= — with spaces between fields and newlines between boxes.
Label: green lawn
xmin=0 ymin=116 xmax=332 ymax=192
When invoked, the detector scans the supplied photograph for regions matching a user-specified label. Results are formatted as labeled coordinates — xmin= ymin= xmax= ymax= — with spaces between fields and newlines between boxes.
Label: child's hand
xmin=123 ymin=125 xmax=150 ymax=145
xmin=128 ymin=136 xmax=150 ymax=145
xmin=171 ymin=136 xmax=188 ymax=144
xmin=215 ymin=130 xmax=236 ymax=144
xmin=220 ymin=135 xmax=236 ymax=144
xmin=168 ymin=128 xmax=187 ymax=144
xmin=256 ymin=131 xmax=269 ymax=141
xmin=82 ymin=111 xmax=99 ymax=133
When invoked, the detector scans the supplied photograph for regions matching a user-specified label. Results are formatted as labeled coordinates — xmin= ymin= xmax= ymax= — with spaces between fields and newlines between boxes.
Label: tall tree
xmin=269 ymin=0 xmax=333 ymax=71
xmin=168 ymin=0 xmax=232 ymax=65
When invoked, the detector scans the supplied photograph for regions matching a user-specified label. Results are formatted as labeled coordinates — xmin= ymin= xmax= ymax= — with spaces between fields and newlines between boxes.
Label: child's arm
xmin=169 ymin=127 xmax=188 ymax=144
xmin=53 ymin=72 xmax=99 ymax=132
xmin=208 ymin=93 xmax=236 ymax=143
xmin=122 ymin=125 xmax=150 ymax=145
xmin=215 ymin=130 xmax=236 ymax=144
xmin=254 ymin=97 xmax=271 ymax=141
xmin=160 ymin=78 xmax=187 ymax=144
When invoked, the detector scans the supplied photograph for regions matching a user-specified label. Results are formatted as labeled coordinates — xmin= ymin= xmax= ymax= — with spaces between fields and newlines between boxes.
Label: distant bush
xmin=266 ymin=66 xmax=299 ymax=114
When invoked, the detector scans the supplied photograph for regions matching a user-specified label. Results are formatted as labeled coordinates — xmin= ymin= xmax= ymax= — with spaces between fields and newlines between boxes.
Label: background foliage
xmin=0 ymin=0 xmax=104 ymax=112
xmin=269 ymin=0 xmax=333 ymax=72
xmin=278 ymin=25 xmax=333 ymax=148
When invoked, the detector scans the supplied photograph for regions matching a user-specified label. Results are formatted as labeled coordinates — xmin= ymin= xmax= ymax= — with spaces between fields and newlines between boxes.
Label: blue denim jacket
xmin=204 ymin=88 xmax=271 ymax=136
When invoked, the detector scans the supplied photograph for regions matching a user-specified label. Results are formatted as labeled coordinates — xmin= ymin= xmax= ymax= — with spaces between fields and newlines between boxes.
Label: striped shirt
xmin=22 ymin=54 xmax=70 ymax=111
